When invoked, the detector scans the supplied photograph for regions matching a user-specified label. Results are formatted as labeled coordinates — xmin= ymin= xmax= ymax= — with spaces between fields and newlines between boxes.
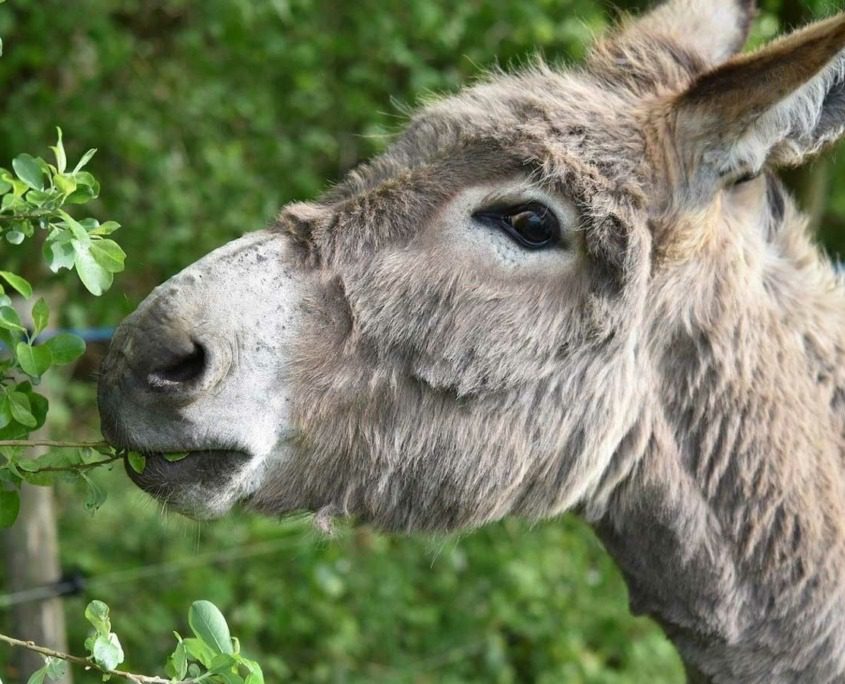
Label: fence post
xmin=2 ymin=481 xmax=72 ymax=684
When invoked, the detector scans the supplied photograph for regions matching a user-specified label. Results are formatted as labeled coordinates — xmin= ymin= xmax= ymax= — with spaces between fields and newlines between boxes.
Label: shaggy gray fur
xmin=99 ymin=1 xmax=845 ymax=680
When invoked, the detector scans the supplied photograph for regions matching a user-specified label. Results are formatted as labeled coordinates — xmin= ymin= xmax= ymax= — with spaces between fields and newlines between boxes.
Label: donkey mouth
xmin=124 ymin=449 xmax=251 ymax=499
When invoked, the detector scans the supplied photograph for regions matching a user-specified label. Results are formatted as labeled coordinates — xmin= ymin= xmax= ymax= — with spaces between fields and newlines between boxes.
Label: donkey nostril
xmin=148 ymin=343 xmax=207 ymax=388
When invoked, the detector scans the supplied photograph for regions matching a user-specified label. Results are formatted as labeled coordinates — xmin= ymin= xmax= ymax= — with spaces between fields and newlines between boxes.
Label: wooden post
xmin=2 ymin=481 xmax=72 ymax=683
xmin=1 ymin=295 xmax=73 ymax=684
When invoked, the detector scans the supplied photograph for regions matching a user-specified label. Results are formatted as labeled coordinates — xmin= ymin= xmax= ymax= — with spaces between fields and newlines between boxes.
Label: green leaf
xmin=8 ymin=392 xmax=36 ymax=428
xmin=17 ymin=450 xmax=77 ymax=472
xmin=73 ymin=241 xmax=112 ymax=295
xmin=84 ymin=600 xmax=111 ymax=636
xmin=127 ymin=452 xmax=146 ymax=474
xmin=90 ymin=239 xmax=126 ymax=274
xmin=163 ymin=452 xmax=189 ymax=462
xmin=73 ymin=148 xmax=97 ymax=174
xmin=50 ymin=128 xmax=67 ymax=174
xmin=0 ymin=192 xmax=26 ymax=212
xmin=206 ymin=653 xmax=240 ymax=677
xmin=45 ymin=333 xmax=85 ymax=364
xmin=59 ymin=210 xmax=89 ymax=241
xmin=0 ymin=395 xmax=12 ymax=430
xmin=79 ymin=446 xmax=103 ymax=464
xmin=54 ymin=174 xmax=76 ymax=195
xmin=0 ymin=489 xmax=20 ymax=528
xmin=43 ymin=238 xmax=75 ymax=273
xmin=24 ymin=189 xmax=55 ymax=207
xmin=0 ymin=271 xmax=32 ymax=298
xmin=12 ymin=154 xmax=45 ymax=191
xmin=167 ymin=637 xmax=188 ymax=680
xmin=7 ymin=177 xmax=28 ymax=198
xmin=16 ymin=342 xmax=52 ymax=378
xmin=182 ymin=638 xmax=216 ymax=668
xmin=19 ymin=469 xmax=58 ymax=487
xmin=92 ymin=632 xmax=124 ymax=671
xmin=0 ymin=306 xmax=24 ymax=332
xmin=73 ymin=171 xmax=99 ymax=193
xmin=241 ymin=658 xmax=265 ymax=684
xmin=25 ymin=665 xmax=47 ymax=684
xmin=0 ymin=178 xmax=11 ymax=194
xmin=44 ymin=657 xmax=67 ymax=680
xmin=81 ymin=472 xmax=107 ymax=513
xmin=189 ymin=601 xmax=234 ymax=655
xmin=0 ymin=390 xmax=46 ymax=439
xmin=90 ymin=221 xmax=120 ymax=236
xmin=4 ymin=230 xmax=24 ymax=245
xmin=32 ymin=298 xmax=49 ymax=336
xmin=65 ymin=184 xmax=98 ymax=204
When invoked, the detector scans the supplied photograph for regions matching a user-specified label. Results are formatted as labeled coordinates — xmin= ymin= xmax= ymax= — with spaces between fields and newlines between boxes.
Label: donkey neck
xmin=594 ymin=278 xmax=845 ymax=682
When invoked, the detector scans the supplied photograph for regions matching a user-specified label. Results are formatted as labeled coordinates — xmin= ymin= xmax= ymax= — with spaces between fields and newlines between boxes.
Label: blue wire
xmin=0 ymin=327 xmax=115 ymax=352
xmin=37 ymin=327 xmax=115 ymax=343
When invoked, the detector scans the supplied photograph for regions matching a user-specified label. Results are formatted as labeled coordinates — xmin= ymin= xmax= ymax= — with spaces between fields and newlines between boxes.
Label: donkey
xmin=98 ymin=0 xmax=845 ymax=680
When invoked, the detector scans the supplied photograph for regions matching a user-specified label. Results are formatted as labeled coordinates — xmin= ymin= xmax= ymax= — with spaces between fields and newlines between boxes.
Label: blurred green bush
xmin=1 ymin=0 xmax=844 ymax=681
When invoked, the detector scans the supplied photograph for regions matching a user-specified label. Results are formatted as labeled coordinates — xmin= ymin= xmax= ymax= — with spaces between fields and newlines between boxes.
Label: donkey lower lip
xmin=124 ymin=449 xmax=250 ymax=496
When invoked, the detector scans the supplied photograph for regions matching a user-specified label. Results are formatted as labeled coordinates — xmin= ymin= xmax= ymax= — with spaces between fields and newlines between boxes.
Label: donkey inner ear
xmin=589 ymin=0 xmax=757 ymax=90
xmin=634 ymin=0 xmax=757 ymax=65
xmin=674 ymin=13 xmax=845 ymax=189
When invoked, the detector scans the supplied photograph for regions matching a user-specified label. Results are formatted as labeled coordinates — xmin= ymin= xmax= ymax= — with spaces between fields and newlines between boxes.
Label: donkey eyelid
xmin=724 ymin=170 xmax=762 ymax=189
xmin=472 ymin=202 xmax=563 ymax=250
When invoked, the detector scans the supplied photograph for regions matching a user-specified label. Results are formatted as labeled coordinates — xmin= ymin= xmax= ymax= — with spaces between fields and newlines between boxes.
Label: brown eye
xmin=473 ymin=202 xmax=562 ymax=250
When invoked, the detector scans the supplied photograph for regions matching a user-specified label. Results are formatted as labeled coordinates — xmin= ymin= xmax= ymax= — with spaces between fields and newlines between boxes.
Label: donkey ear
xmin=629 ymin=0 xmax=756 ymax=66
xmin=675 ymin=13 xmax=845 ymax=186
xmin=587 ymin=0 xmax=756 ymax=94
xmin=589 ymin=0 xmax=756 ymax=92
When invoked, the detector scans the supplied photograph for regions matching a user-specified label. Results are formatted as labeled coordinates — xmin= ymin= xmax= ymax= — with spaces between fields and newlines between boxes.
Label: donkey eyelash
xmin=729 ymin=171 xmax=761 ymax=187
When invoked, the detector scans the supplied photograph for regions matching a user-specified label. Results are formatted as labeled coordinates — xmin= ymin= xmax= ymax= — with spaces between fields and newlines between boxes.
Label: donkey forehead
xmin=404 ymin=71 xmax=640 ymax=155
xmin=326 ymin=69 xmax=648 ymax=204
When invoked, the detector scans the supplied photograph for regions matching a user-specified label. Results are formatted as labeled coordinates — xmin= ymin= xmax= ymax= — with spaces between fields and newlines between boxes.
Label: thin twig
xmin=0 ymin=632 xmax=193 ymax=684
xmin=0 ymin=440 xmax=120 ymax=473
xmin=0 ymin=440 xmax=111 ymax=449
xmin=32 ymin=455 xmax=122 ymax=474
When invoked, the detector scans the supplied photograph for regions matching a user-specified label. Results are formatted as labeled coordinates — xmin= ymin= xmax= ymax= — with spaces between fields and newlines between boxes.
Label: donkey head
xmin=98 ymin=0 xmax=845 ymax=530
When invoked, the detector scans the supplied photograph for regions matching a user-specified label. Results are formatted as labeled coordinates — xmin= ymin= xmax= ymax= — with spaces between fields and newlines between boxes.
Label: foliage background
xmin=0 ymin=0 xmax=843 ymax=681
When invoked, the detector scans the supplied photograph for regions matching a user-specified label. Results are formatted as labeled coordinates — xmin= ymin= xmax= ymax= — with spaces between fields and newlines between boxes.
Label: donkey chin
xmin=98 ymin=228 xmax=307 ymax=520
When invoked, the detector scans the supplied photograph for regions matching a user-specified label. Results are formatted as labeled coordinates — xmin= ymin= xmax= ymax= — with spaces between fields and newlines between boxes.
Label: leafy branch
xmin=0 ymin=633 xmax=178 ymax=684
xmin=0 ymin=600 xmax=264 ymax=684
xmin=0 ymin=440 xmax=120 ymax=474
xmin=0 ymin=26 xmax=269 ymax=684
xmin=0 ymin=130 xmax=128 ymax=528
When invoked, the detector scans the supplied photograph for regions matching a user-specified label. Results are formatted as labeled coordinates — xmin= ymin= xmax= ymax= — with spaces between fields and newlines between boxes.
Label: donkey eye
xmin=729 ymin=171 xmax=761 ymax=188
xmin=473 ymin=202 xmax=561 ymax=250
